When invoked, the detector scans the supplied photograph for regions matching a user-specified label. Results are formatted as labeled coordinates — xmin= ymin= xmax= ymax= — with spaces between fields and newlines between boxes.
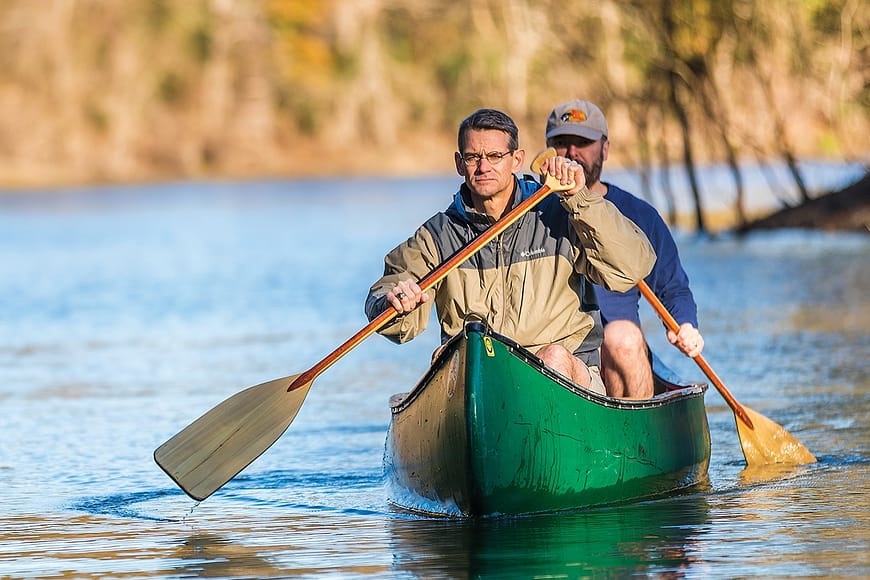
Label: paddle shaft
xmin=288 ymin=181 xmax=558 ymax=391
xmin=637 ymin=280 xmax=754 ymax=429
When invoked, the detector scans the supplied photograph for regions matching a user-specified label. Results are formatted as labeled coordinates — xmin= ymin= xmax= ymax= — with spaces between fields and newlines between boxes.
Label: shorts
xmin=587 ymin=365 xmax=606 ymax=396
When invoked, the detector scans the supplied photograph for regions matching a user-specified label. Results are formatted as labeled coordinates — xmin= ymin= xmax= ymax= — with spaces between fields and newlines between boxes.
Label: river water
xmin=0 ymin=175 xmax=867 ymax=578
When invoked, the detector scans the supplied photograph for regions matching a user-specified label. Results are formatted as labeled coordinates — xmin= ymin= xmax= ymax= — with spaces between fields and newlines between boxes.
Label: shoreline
xmin=738 ymin=171 xmax=870 ymax=234
xmin=2 ymin=162 xmax=866 ymax=234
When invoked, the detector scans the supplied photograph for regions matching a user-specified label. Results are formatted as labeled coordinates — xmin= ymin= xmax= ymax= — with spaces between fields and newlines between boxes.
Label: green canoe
xmin=385 ymin=321 xmax=711 ymax=517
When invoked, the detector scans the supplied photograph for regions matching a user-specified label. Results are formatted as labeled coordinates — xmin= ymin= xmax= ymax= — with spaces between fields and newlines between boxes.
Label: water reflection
xmin=702 ymin=460 xmax=870 ymax=576
xmin=738 ymin=462 xmax=817 ymax=486
xmin=170 ymin=532 xmax=285 ymax=579
xmin=389 ymin=493 xmax=711 ymax=578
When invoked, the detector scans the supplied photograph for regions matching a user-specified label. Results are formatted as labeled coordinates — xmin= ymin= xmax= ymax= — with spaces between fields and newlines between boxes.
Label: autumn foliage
xmin=0 ymin=0 xmax=866 ymax=196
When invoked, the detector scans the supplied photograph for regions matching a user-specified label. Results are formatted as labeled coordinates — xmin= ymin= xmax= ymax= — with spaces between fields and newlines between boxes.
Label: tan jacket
xmin=365 ymin=176 xmax=655 ymax=363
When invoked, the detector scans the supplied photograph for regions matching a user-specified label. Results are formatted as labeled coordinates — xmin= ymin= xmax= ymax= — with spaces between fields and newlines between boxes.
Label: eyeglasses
xmin=459 ymin=150 xmax=515 ymax=166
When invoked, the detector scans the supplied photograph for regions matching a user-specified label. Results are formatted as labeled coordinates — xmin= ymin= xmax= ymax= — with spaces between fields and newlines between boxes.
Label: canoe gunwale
xmin=389 ymin=322 xmax=707 ymax=414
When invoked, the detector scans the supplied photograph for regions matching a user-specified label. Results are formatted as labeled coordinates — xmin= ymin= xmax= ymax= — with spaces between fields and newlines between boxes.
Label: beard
xmin=579 ymin=147 xmax=604 ymax=186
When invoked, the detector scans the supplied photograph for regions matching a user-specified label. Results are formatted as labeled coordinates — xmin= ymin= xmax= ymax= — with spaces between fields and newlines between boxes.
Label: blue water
xmin=0 ymin=176 xmax=867 ymax=578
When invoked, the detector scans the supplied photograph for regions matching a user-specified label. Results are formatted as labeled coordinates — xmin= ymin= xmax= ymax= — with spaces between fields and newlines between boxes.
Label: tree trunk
xmin=697 ymin=73 xmax=747 ymax=225
xmin=671 ymin=76 xmax=706 ymax=233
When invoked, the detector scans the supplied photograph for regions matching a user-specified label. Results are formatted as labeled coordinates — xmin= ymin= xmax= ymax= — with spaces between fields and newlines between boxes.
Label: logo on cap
xmin=560 ymin=110 xmax=587 ymax=123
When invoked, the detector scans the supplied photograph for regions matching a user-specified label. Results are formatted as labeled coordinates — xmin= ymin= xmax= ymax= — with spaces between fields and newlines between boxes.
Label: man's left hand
xmin=537 ymin=155 xmax=587 ymax=196
xmin=668 ymin=323 xmax=704 ymax=358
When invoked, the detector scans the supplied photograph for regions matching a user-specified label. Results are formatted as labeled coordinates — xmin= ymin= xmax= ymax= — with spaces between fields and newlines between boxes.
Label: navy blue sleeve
xmin=595 ymin=185 xmax=698 ymax=329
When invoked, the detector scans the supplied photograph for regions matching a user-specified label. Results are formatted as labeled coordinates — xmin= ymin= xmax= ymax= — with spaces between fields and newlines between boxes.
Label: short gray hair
xmin=457 ymin=109 xmax=519 ymax=151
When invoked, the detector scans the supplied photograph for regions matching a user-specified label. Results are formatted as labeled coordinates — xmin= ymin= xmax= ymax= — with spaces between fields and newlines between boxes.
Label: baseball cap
xmin=545 ymin=100 xmax=608 ymax=141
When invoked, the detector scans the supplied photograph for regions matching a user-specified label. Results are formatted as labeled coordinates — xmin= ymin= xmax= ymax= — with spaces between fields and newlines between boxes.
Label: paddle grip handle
xmin=637 ymin=281 xmax=754 ymax=429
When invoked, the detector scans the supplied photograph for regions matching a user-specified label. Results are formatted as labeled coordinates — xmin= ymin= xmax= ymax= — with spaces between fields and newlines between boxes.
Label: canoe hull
xmin=385 ymin=323 xmax=711 ymax=517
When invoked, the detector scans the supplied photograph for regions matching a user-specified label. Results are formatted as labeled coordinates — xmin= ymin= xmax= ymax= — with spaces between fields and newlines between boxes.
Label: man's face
xmin=455 ymin=129 xmax=524 ymax=201
xmin=548 ymin=135 xmax=608 ymax=187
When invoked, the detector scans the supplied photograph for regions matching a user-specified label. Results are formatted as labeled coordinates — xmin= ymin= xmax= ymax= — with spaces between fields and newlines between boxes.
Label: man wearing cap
xmin=543 ymin=99 xmax=704 ymax=399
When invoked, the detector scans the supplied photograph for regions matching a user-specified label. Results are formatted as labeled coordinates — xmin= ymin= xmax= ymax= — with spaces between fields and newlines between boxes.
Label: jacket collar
xmin=448 ymin=177 xmax=525 ymax=226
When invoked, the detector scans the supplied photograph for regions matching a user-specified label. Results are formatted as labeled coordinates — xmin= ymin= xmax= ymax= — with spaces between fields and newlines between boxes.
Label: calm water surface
xmin=0 ymin=177 xmax=867 ymax=578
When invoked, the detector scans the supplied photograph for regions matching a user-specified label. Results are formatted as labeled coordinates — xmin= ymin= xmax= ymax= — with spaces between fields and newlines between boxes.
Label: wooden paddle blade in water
xmin=636 ymin=281 xmax=817 ymax=467
xmin=154 ymin=374 xmax=312 ymax=501
xmin=736 ymin=406 xmax=817 ymax=466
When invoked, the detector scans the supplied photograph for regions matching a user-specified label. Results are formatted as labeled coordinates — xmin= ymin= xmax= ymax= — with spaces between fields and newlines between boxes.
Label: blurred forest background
xmin=0 ymin=0 xmax=867 ymax=228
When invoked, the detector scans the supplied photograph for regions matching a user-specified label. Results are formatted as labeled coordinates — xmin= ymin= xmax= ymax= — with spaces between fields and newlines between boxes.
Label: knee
xmin=537 ymin=344 xmax=588 ymax=385
xmin=603 ymin=321 xmax=645 ymax=354
xmin=536 ymin=344 xmax=572 ymax=368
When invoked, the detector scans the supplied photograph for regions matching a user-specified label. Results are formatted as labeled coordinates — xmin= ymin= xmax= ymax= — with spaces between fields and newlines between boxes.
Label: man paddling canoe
xmin=365 ymin=108 xmax=655 ymax=396
xmin=542 ymin=99 xmax=705 ymax=399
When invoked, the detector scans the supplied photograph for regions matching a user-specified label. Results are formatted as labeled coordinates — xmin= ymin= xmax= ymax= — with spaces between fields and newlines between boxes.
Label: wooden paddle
xmin=154 ymin=149 xmax=574 ymax=501
xmin=637 ymin=280 xmax=816 ymax=466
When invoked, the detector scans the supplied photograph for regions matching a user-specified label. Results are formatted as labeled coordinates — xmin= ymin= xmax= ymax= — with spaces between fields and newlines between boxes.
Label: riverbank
xmin=3 ymin=157 xmax=866 ymax=235
xmin=739 ymin=171 xmax=869 ymax=233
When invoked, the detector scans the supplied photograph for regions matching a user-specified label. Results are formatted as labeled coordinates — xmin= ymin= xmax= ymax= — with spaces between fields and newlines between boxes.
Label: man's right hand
xmin=386 ymin=279 xmax=428 ymax=314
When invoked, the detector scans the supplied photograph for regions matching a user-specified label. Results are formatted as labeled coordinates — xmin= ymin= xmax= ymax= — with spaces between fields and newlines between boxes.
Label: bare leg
xmin=536 ymin=344 xmax=593 ymax=389
xmin=600 ymin=320 xmax=653 ymax=399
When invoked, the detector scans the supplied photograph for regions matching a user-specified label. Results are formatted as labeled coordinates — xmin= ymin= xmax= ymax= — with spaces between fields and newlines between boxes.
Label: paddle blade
xmin=735 ymin=406 xmax=817 ymax=466
xmin=154 ymin=374 xmax=313 ymax=501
